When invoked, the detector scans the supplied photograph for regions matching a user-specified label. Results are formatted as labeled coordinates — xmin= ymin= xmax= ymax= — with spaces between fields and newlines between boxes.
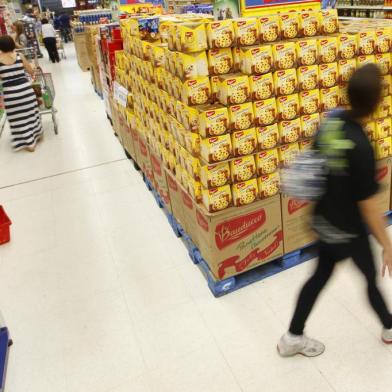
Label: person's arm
xmin=20 ymin=53 xmax=34 ymax=76
xmin=359 ymin=197 xmax=392 ymax=277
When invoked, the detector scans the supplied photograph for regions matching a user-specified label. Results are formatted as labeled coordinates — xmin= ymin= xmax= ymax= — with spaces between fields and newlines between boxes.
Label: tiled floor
xmin=1 ymin=44 xmax=392 ymax=392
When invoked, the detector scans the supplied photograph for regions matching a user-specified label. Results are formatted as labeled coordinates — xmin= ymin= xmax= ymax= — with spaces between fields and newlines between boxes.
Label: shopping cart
xmin=34 ymin=67 xmax=58 ymax=134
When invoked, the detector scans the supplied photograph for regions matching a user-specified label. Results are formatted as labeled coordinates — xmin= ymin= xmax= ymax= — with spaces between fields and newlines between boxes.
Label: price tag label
xmin=113 ymin=81 xmax=128 ymax=108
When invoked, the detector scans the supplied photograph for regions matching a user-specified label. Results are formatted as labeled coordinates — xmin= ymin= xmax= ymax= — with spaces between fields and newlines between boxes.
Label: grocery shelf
xmin=337 ymin=5 xmax=384 ymax=10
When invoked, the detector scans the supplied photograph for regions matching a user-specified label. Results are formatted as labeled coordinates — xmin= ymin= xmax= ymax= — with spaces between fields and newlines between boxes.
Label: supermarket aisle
xmin=1 ymin=44 xmax=392 ymax=392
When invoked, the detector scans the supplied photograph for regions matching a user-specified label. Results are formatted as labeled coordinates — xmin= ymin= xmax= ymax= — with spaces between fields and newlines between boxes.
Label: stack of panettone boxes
xmin=116 ymin=10 xmax=392 ymax=215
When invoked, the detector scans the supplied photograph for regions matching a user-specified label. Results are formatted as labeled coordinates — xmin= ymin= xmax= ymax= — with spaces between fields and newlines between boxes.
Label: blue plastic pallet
xmin=0 ymin=328 xmax=10 ymax=392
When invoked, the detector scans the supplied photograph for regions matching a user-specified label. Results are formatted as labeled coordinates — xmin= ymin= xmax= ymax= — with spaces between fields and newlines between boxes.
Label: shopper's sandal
xmin=382 ymin=328 xmax=392 ymax=344
xmin=277 ymin=332 xmax=325 ymax=357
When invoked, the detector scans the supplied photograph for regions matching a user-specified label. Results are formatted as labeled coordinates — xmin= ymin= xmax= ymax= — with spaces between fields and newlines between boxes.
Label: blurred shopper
xmin=41 ymin=18 xmax=59 ymax=63
xmin=12 ymin=21 xmax=27 ymax=49
xmin=0 ymin=36 xmax=43 ymax=152
xmin=59 ymin=13 xmax=72 ymax=43
xmin=278 ymin=64 xmax=392 ymax=357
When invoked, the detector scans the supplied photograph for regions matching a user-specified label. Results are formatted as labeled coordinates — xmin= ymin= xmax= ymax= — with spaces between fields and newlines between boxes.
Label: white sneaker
xmin=382 ymin=328 xmax=392 ymax=344
xmin=278 ymin=332 xmax=325 ymax=357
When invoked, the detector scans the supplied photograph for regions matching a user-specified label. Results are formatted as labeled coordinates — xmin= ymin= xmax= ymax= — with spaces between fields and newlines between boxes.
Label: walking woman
xmin=41 ymin=18 xmax=59 ymax=63
xmin=0 ymin=35 xmax=43 ymax=152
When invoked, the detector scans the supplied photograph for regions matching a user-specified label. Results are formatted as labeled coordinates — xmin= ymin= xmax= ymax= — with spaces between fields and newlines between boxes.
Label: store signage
xmin=113 ymin=81 xmax=128 ymax=108
xmin=244 ymin=0 xmax=315 ymax=9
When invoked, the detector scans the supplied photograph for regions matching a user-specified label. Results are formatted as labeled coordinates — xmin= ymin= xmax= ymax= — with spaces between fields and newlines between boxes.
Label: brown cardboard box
xmin=137 ymin=132 xmax=153 ymax=182
xmin=150 ymin=152 xmax=172 ymax=213
xmin=376 ymin=158 xmax=392 ymax=213
xmin=191 ymin=195 xmax=283 ymax=280
xmin=180 ymin=188 xmax=201 ymax=247
xmin=166 ymin=169 xmax=186 ymax=227
xmin=130 ymin=127 xmax=142 ymax=168
xmin=74 ymin=32 xmax=91 ymax=72
xmin=281 ymin=195 xmax=316 ymax=254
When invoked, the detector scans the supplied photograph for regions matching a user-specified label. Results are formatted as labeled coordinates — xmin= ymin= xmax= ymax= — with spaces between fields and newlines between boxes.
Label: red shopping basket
xmin=0 ymin=206 xmax=11 ymax=245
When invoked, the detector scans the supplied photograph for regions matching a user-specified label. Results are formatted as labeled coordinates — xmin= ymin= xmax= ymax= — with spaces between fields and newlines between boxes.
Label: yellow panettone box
xmin=232 ymin=179 xmax=259 ymax=207
xmin=279 ymin=142 xmax=300 ymax=166
xmin=181 ymin=77 xmax=211 ymax=106
xmin=318 ymin=37 xmax=338 ymax=64
xmin=231 ymin=128 xmax=258 ymax=157
xmin=206 ymin=20 xmax=235 ymax=49
xmin=198 ymin=104 xmax=230 ymax=137
xmin=375 ymin=137 xmax=392 ymax=160
xmin=279 ymin=119 xmax=301 ymax=144
xmin=319 ymin=9 xmax=339 ymax=35
xmin=301 ymin=113 xmax=320 ymax=139
xmin=273 ymin=42 xmax=297 ymax=70
xmin=357 ymin=55 xmax=376 ymax=69
xmin=297 ymin=65 xmax=319 ymax=91
xmin=256 ymin=123 xmax=279 ymax=150
xmin=381 ymin=75 xmax=392 ymax=98
xmin=274 ymin=68 xmax=298 ymax=96
xmin=177 ymin=22 xmax=208 ymax=53
xmin=255 ymin=149 xmax=279 ymax=176
xmin=299 ymin=89 xmax=320 ymax=115
xmin=200 ymin=162 xmax=231 ymax=189
xmin=280 ymin=12 xmax=299 ymax=40
xmin=375 ymin=53 xmax=391 ymax=75
xmin=207 ymin=48 xmax=233 ymax=75
xmin=320 ymin=86 xmax=339 ymax=112
xmin=217 ymin=74 xmax=250 ymax=106
xmin=254 ymin=98 xmax=278 ymax=127
xmin=230 ymin=155 xmax=257 ymax=182
xmin=338 ymin=59 xmax=356 ymax=84
xmin=357 ymin=31 xmax=376 ymax=56
xmin=201 ymin=184 xmax=232 ymax=212
xmin=338 ymin=34 xmax=357 ymax=60
xmin=258 ymin=15 xmax=280 ymax=43
xmin=375 ymin=28 xmax=391 ymax=54
xmin=200 ymin=134 xmax=233 ymax=163
xmin=228 ymin=102 xmax=254 ymax=131
xmin=239 ymin=45 xmax=274 ymax=75
xmin=299 ymin=11 xmax=319 ymax=38
xmin=374 ymin=96 xmax=392 ymax=119
xmin=258 ymin=172 xmax=280 ymax=199
xmin=276 ymin=94 xmax=300 ymax=121
xmin=176 ymin=51 xmax=208 ymax=80
xmin=376 ymin=118 xmax=392 ymax=140
xmin=233 ymin=18 xmax=259 ymax=46
xmin=249 ymin=73 xmax=274 ymax=101
xmin=296 ymin=39 xmax=318 ymax=67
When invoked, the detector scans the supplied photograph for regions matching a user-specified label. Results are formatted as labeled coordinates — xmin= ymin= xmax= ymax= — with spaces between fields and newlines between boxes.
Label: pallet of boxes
xmin=85 ymin=26 xmax=103 ymax=96
xmin=114 ymin=10 xmax=392 ymax=288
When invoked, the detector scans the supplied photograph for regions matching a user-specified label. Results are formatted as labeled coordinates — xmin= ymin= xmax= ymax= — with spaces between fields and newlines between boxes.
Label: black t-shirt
xmin=313 ymin=111 xmax=378 ymax=242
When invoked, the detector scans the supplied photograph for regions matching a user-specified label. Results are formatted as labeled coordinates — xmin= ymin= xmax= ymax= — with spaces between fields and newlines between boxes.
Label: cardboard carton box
xmin=166 ymin=169 xmax=186 ymax=228
xmin=192 ymin=195 xmax=283 ymax=280
xmin=137 ymin=132 xmax=153 ymax=182
xmin=281 ymin=194 xmax=316 ymax=254
xmin=150 ymin=151 xmax=172 ymax=213
xmin=376 ymin=158 xmax=392 ymax=213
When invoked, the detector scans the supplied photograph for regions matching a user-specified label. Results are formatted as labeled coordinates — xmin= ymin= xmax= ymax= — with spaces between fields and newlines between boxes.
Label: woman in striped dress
xmin=0 ymin=35 xmax=43 ymax=152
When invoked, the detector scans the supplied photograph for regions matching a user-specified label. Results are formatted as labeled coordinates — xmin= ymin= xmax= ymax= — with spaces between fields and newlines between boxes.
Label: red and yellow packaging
xmin=375 ymin=137 xmax=392 ymax=160
xmin=185 ymin=152 xmax=201 ymax=180
xmin=207 ymin=48 xmax=233 ymax=75
xmin=320 ymin=86 xmax=339 ymax=112
xmin=181 ymin=104 xmax=199 ymax=132
xmin=280 ymin=12 xmax=299 ymax=40
xmin=206 ymin=20 xmax=235 ymax=49
xmin=338 ymin=59 xmax=356 ymax=84
xmin=319 ymin=9 xmax=339 ymax=35
xmin=233 ymin=18 xmax=259 ymax=46
xmin=374 ymin=96 xmax=392 ymax=119
xmin=296 ymin=39 xmax=318 ymax=67
xmin=258 ymin=15 xmax=280 ymax=43
xmin=277 ymin=94 xmax=300 ymax=121
xmin=339 ymin=84 xmax=350 ymax=106
xmin=358 ymin=31 xmax=376 ymax=56
xmin=299 ymin=89 xmax=320 ymax=115
xmin=177 ymin=22 xmax=208 ymax=53
xmin=297 ymin=65 xmax=319 ymax=91
xmin=301 ymin=113 xmax=320 ymax=138
xmin=299 ymin=139 xmax=313 ymax=151
xmin=319 ymin=63 xmax=338 ymax=89
xmin=279 ymin=119 xmax=301 ymax=144
xmin=299 ymin=11 xmax=319 ymax=38
xmin=217 ymin=74 xmax=250 ymax=105
xmin=229 ymin=102 xmax=255 ymax=130
xmin=230 ymin=155 xmax=257 ymax=182
xmin=338 ymin=34 xmax=357 ymax=60
xmin=198 ymin=104 xmax=230 ymax=137
xmin=181 ymin=77 xmax=211 ymax=106
xmin=375 ymin=28 xmax=391 ymax=54
xmin=279 ymin=143 xmax=300 ymax=166
xmin=376 ymin=117 xmax=392 ymax=139
xmin=184 ymin=131 xmax=201 ymax=156
xmin=210 ymin=75 xmax=220 ymax=103
xmin=254 ymin=98 xmax=278 ymax=126
xmin=258 ymin=172 xmax=280 ymax=199
xmin=232 ymin=47 xmax=241 ymax=72
xmin=273 ymin=42 xmax=297 ymax=70
xmin=231 ymin=128 xmax=258 ymax=156
xmin=375 ymin=53 xmax=391 ymax=75
xmin=239 ymin=45 xmax=274 ymax=75
xmin=255 ymin=149 xmax=279 ymax=176
xmin=273 ymin=68 xmax=298 ymax=96
xmin=249 ymin=73 xmax=274 ymax=101
xmin=357 ymin=55 xmax=376 ymax=68
xmin=200 ymin=162 xmax=231 ymax=188
xmin=201 ymin=185 xmax=232 ymax=212
xmin=381 ymin=75 xmax=391 ymax=98
xmin=255 ymin=122 xmax=279 ymax=149
xmin=200 ymin=134 xmax=232 ymax=163
xmin=177 ymin=51 xmax=209 ymax=80
xmin=232 ymin=179 xmax=259 ymax=206
xmin=187 ymin=175 xmax=202 ymax=202
xmin=318 ymin=37 xmax=338 ymax=64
